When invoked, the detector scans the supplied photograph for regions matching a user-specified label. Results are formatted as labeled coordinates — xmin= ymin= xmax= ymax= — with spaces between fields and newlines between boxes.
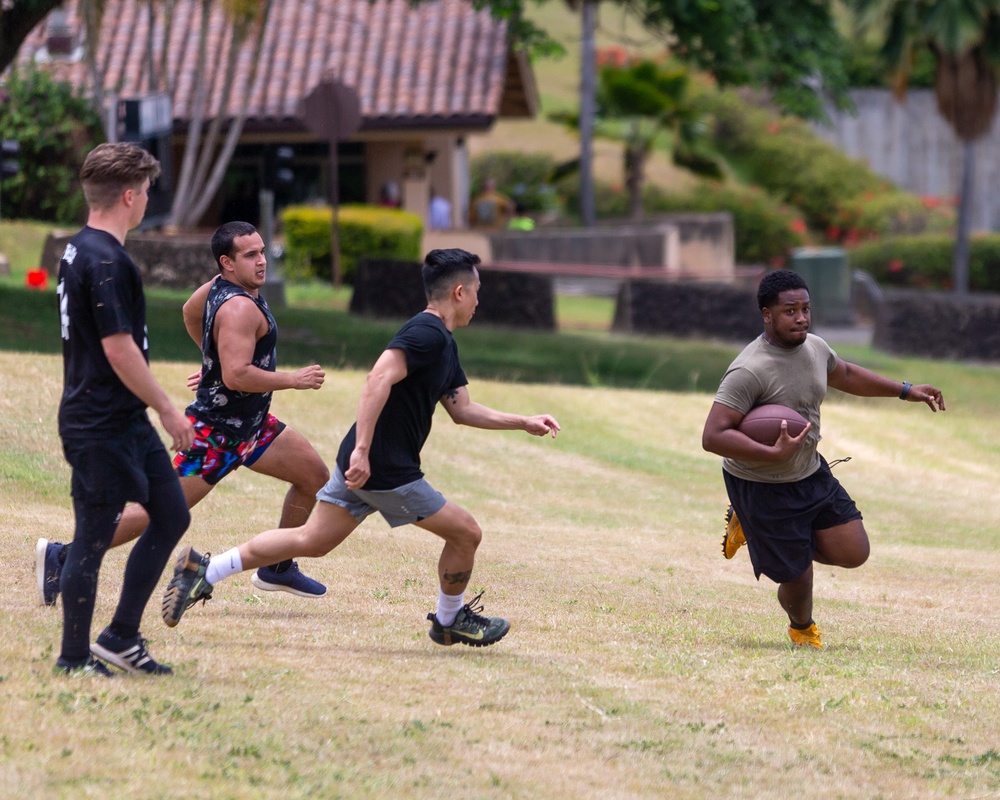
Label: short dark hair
xmin=211 ymin=221 xmax=258 ymax=270
xmin=757 ymin=269 xmax=809 ymax=310
xmin=79 ymin=142 xmax=161 ymax=211
xmin=422 ymin=248 xmax=480 ymax=301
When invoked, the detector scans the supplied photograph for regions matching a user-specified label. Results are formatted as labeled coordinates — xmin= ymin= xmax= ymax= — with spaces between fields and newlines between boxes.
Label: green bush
xmin=832 ymin=191 xmax=954 ymax=242
xmin=646 ymin=182 xmax=807 ymax=265
xmin=470 ymin=152 xmax=561 ymax=213
xmin=553 ymin=174 xmax=805 ymax=264
xmin=699 ymin=90 xmax=894 ymax=233
xmin=0 ymin=66 xmax=105 ymax=224
xmin=849 ymin=233 xmax=1000 ymax=292
xmin=281 ymin=204 xmax=423 ymax=284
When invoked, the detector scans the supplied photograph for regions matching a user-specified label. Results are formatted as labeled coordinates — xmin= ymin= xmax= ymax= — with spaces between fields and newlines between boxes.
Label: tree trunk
xmin=578 ymin=0 xmax=598 ymax=227
xmin=169 ymin=0 xmax=212 ymax=227
xmin=625 ymin=139 xmax=647 ymax=222
xmin=952 ymin=139 xmax=975 ymax=297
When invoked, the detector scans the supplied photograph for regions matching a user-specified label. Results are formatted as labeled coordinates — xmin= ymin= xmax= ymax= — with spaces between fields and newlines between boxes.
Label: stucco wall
xmin=815 ymin=89 xmax=1000 ymax=232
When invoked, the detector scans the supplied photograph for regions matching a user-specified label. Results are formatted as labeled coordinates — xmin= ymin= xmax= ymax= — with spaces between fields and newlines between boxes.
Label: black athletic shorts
xmin=62 ymin=416 xmax=176 ymax=506
xmin=723 ymin=456 xmax=862 ymax=584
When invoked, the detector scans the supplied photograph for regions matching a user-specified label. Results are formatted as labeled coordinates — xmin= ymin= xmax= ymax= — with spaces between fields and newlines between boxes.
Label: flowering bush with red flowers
xmin=849 ymin=233 xmax=1000 ymax=292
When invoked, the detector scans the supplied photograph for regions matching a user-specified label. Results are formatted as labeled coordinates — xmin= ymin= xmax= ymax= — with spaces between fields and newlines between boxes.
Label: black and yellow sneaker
xmin=427 ymin=591 xmax=510 ymax=647
xmin=161 ymin=546 xmax=213 ymax=628
xmin=722 ymin=504 xmax=746 ymax=559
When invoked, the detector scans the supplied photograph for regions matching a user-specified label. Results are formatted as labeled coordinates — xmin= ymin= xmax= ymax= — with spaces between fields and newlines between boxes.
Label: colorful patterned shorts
xmin=173 ymin=413 xmax=286 ymax=485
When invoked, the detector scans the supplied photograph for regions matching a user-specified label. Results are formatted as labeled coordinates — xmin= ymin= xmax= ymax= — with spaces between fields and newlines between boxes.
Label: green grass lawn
xmin=1 ymin=350 xmax=997 ymax=799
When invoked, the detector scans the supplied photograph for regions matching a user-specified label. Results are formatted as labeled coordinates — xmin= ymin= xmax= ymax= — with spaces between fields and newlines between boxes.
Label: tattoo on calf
xmin=443 ymin=569 xmax=472 ymax=586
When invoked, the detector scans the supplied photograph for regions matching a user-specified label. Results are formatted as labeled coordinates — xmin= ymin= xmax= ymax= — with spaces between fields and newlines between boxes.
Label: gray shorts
xmin=316 ymin=467 xmax=447 ymax=528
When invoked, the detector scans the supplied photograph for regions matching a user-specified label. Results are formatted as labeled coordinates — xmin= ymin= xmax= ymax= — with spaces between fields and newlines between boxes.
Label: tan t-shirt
xmin=714 ymin=333 xmax=838 ymax=483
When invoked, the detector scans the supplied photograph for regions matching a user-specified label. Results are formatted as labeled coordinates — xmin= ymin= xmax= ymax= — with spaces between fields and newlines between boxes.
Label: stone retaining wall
xmin=41 ymin=231 xmax=216 ymax=289
xmin=350 ymin=259 xmax=555 ymax=330
xmin=613 ymin=279 xmax=761 ymax=343
xmin=873 ymin=288 xmax=1000 ymax=360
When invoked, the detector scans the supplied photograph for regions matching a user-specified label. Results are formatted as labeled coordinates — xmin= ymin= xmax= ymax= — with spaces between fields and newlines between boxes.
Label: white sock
xmin=205 ymin=547 xmax=243 ymax=586
xmin=435 ymin=589 xmax=465 ymax=627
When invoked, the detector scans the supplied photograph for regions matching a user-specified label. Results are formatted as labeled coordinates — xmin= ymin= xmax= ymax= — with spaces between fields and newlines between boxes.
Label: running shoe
xmin=251 ymin=562 xmax=327 ymax=598
xmin=788 ymin=621 xmax=823 ymax=650
xmin=161 ymin=546 xmax=213 ymax=628
xmin=91 ymin=627 xmax=173 ymax=675
xmin=54 ymin=655 xmax=115 ymax=678
xmin=36 ymin=538 xmax=65 ymax=606
xmin=721 ymin=505 xmax=746 ymax=559
xmin=427 ymin=591 xmax=510 ymax=647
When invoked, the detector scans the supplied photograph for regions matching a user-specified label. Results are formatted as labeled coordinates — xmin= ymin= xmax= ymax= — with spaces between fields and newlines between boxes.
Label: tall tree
xmin=0 ymin=0 xmax=65 ymax=75
xmin=850 ymin=0 xmax=1000 ymax=296
xmin=561 ymin=0 xmax=852 ymax=227
xmin=77 ymin=0 xmax=272 ymax=229
xmin=597 ymin=59 xmax=721 ymax=220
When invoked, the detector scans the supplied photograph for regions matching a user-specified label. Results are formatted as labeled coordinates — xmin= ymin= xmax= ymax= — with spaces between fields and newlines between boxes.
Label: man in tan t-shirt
xmin=702 ymin=269 xmax=945 ymax=650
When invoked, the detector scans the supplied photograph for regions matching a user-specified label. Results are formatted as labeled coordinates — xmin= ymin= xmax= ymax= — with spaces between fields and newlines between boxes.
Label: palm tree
xmin=597 ymin=59 xmax=722 ymax=220
xmin=852 ymin=0 xmax=1000 ymax=296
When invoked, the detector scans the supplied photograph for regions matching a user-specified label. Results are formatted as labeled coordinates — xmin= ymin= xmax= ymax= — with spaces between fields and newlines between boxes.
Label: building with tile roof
xmin=12 ymin=0 xmax=537 ymax=229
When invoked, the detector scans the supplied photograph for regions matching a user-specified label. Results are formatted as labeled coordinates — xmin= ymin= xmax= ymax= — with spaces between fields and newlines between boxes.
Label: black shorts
xmin=723 ymin=456 xmax=862 ymax=584
xmin=62 ymin=417 xmax=177 ymax=506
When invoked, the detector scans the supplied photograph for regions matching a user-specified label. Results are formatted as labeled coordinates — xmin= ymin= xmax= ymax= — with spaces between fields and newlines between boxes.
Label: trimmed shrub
xmin=645 ymin=182 xmax=807 ymax=265
xmin=556 ymin=174 xmax=804 ymax=264
xmin=698 ymin=89 xmax=894 ymax=233
xmin=848 ymin=233 xmax=1000 ymax=292
xmin=831 ymin=192 xmax=954 ymax=243
xmin=281 ymin=204 xmax=422 ymax=284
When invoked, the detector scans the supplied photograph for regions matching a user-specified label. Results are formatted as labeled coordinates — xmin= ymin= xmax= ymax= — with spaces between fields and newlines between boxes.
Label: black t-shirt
xmin=336 ymin=312 xmax=468 ymax=490
xmin=57 ymin=226 xmax=149 ymax=437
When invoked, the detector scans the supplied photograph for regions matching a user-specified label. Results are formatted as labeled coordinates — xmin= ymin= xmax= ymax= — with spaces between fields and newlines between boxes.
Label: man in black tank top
xmin=164 ymin=249 xmax=561 ymax=650
xmin=38 ymin=223 xmax=330 ymax=608
xmin=50 ymin=143 xmax=195 ymax=677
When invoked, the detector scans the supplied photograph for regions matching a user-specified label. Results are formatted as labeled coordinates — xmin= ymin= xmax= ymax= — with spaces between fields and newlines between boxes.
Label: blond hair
xmin=79 ymin=142 xmax=161 ymax=211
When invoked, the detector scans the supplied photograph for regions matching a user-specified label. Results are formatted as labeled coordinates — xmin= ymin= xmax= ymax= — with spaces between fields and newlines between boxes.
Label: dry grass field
xmin=2 ymin=351 xmax=998 ymax=799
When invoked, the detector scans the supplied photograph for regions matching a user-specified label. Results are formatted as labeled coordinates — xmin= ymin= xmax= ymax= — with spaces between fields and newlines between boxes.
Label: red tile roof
xmin=14 ymin=0 xmax=536 ymax=131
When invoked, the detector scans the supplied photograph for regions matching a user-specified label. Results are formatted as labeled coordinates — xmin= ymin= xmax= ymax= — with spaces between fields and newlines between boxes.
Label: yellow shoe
xmin=721 ymin=505 xmax=746 ymax=559
xmin=788 ymin=621 xmax=823 ymax=649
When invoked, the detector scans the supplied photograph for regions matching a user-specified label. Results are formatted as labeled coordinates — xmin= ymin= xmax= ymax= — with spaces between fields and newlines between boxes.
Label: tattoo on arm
xmin=444 ymin=389 xmax=459 ymax=405
xmin=442 ymin=569 xmax=472 ymax=586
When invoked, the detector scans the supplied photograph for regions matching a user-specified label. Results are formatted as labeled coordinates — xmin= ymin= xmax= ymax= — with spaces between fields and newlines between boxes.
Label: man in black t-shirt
xmin=53 ymin=142 xmax=195 ymax=677
xmin=164 ymin=249 xmax=561 ymax=648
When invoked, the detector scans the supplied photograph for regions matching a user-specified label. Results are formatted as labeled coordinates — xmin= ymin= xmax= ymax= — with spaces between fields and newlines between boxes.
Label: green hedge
xmin=555 ymin=175 xmax=805 ymax=264
xmin=833 ymin=192 xmax=954 ymax=242
xmin=281 ymin=204 xmax=423 ymax=284
xmin=698 ymin=90 xmax=894 ymax=233
xmin=646 ymin=182 xmax=807 ymax=265
xmin=849 ymin=233 xmax=1000 ymax=292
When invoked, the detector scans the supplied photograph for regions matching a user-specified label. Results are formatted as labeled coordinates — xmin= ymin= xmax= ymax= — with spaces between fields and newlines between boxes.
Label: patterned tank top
xmin=187 ymin=278 xmax=277 ymax=438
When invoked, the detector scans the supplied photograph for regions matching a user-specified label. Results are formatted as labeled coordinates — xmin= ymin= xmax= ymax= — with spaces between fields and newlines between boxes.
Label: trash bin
xmin=789 ymin=247 xmax=853 ymax=325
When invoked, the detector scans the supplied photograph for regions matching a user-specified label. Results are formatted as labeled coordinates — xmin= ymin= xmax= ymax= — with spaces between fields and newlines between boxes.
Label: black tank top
xmin=187 ymin=278 xmax=277 ymax=438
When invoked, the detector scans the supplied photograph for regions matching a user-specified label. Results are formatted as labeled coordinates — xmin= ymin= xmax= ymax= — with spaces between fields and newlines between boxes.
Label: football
xmin=737 ymin=404 xmax=807 ymax=445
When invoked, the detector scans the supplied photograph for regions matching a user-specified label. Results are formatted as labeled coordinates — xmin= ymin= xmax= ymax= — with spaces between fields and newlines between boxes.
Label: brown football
xmin=737 ymin=404 xmax=807 ymax=445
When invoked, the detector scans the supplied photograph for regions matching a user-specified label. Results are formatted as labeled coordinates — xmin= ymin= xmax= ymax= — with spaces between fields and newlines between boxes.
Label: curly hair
xmin=757 ymin=269 xmax=809 ymax=310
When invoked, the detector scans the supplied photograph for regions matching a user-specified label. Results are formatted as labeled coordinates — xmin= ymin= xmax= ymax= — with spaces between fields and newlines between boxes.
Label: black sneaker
xmin=90 ymin=627 xmax=173 ymax=675
xmin=36 ymin=538 xmax=65 ymax=606
xmin=54 ymin=655 xmax=115 ymax=678
xmin=427 ymin=591 xmax=510 ymax=647
xmin=162 ymin=546 xmax=213 ymax=628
